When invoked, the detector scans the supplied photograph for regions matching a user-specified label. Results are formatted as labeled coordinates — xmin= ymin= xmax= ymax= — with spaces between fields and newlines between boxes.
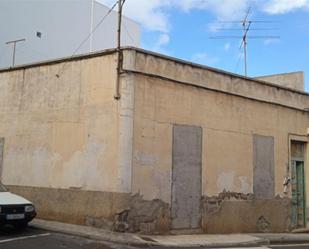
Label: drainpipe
xmin=114 ymin=0 xmax=123 ymax=100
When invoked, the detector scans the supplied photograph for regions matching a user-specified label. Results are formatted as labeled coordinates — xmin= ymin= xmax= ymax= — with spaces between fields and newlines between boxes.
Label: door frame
xmin=291 ymin=159 xmax=306 ymax=228
xmin=289 ymin=135 xmax=308 ymax=228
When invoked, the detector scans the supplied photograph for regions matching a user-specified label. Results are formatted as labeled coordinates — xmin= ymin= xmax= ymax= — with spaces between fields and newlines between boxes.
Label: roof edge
xmin=0 ymin=46 xmax=307 ymax=97
xmin=0 ymin=48 xmax=118 ymax=73
xmin=122 ymin=46 xmax=309 ymax=97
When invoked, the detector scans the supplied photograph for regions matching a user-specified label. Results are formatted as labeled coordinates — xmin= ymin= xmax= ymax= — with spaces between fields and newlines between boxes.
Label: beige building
xmin=0 ymin=47 xmax=308 ymax=234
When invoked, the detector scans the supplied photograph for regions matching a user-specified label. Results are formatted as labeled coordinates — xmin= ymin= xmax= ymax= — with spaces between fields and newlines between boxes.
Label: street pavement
xmin=1 ymin=226 xmax=309 ymax=249
xmin=0 ymin=226 xmax=126 ymax=249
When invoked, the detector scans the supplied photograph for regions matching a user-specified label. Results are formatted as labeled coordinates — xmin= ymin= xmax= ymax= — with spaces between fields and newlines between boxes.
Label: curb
xmin=30 ymin=219 xmax=270 ymax=248
xmin=253 ymin=233 xmax=309 ymax=245
xmin=139 ymin=235 xmax=268 ymax=248
xmin=29 ymin=219 xmax=154 ymax=248
xmin=151 ymin=241 xmax=269 ymax=248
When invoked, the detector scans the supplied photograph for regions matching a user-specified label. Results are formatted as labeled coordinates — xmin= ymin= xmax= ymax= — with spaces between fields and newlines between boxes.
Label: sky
xmin=99 ymin=0 xmax=309 ymax=92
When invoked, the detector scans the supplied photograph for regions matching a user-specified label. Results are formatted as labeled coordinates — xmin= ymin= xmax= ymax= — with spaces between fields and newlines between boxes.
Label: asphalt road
xmin=1 ymin=226 xmax=309 ymax=249
xmin=0 ymin=226 xmax=126 ymax=249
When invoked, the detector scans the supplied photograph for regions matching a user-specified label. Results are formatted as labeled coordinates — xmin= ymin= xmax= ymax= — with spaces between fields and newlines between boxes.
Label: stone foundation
xmin=8 ymin=186 xmax=292 ymax=234
xmin=202 ymin=191 xmax=292 ymax=233
xmin=8 ymin=185 xmax=169 ymax=234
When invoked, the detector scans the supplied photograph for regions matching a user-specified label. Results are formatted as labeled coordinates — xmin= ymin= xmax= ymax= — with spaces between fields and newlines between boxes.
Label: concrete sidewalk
xmin=30 ymin=219 xmax=309 ymax=248
xmin=144 ymin=234 xmax=267 ymax=248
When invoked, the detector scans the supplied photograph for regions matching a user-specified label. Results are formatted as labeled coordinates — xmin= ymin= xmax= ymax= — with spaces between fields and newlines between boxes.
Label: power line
xmin=55 ymin=0 xmax=118 ymax=78
xmin=71 ymin=0 xmax=118 ymax=56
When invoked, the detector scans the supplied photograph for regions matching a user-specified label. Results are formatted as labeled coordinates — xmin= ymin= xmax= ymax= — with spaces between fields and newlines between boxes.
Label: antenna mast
xmin=210 ymin=8 xmax=280 ymax=77
xmin=242 ymin=8 xmax=251 ymax=76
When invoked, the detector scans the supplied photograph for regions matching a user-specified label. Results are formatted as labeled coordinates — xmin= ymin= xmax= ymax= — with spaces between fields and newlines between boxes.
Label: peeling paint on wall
xmin=217 ymin=171 xmax=235 ymax=192
xmin=114 ymin=195 xmax=170 ymax=234
xmin=238 ymin=176 xmax=250 ymax=193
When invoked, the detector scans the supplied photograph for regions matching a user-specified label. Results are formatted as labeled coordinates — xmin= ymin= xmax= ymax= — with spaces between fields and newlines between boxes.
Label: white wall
xmin=0 ymin=0 xmax=140 ymax=68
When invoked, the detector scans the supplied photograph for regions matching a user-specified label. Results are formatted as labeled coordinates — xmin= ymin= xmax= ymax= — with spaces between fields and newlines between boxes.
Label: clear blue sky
xmin=101 ymin=0 xmax=309 ymax=92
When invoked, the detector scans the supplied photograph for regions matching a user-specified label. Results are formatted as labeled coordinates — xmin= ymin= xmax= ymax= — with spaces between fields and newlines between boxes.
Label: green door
xmin=291 ymin=160 xmax=306 ymax=228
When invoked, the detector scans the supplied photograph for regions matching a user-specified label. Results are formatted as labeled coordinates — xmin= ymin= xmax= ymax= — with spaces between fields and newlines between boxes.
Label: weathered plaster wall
xmin=127 ymin=50 xmax=309 ymax=232
xmin=0 ymin=53 xmax=134 ymax=193
xmin=131 ymin=74 xmax=309 ymax=201
xmin=1 ymin=48 xmax=309 ymax=234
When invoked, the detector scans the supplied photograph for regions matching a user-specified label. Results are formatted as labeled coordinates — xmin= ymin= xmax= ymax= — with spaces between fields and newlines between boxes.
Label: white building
xmin=0 ymin=0 xmax=140 ymax=68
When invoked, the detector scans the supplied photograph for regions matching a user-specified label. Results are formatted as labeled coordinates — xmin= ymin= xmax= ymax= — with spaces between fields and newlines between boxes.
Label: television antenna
xmin=5 ymin=38 xmax=26 ymax=67
xmin=210 ymin=8 xmax=280 ymax=76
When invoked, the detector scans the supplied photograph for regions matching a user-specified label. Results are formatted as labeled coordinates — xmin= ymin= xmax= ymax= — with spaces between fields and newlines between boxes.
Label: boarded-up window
xmin=171 ymin=125 xmax=202 ymax=229
xmin=253 ymin=134 xmax=275 ymax=199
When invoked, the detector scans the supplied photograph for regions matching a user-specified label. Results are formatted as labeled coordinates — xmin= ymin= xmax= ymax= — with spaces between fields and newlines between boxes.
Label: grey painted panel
xmin=172 ymin=125 xmax=202 ymax=229
xmin=253 ymin=134 xmax=275 ymax=199
xmin=0 ymin=138 xmax=4 ymax=182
